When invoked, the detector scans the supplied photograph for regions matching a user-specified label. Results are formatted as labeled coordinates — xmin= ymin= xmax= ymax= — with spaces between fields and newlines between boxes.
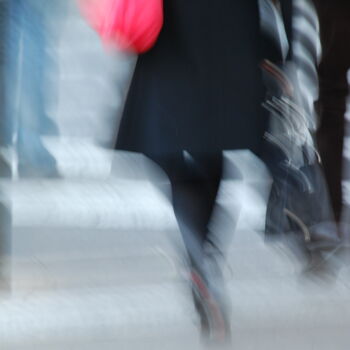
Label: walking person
xmin=80 ymin=0 xmax=334 ymax=343
xmin=78 ymin=0 xmax=298 ymax=343
xmin=115 ymin=0 xmax=271 ymax=342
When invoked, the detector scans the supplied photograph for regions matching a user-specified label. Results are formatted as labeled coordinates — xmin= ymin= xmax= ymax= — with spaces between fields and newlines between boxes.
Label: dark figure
xmin=313 ymin=0 xmax=350 ymax=224
xmin=115 ymin=0 xmax=346 ymax=339
xmin=116 ymin=0 xmax=268 ymax=341
xmin=262 ymin=0 xmax=342 ymax=273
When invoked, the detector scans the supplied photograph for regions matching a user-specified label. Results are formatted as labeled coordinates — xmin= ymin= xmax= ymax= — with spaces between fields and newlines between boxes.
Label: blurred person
xmin=116 ymin=0 xmax=341 ymax=341
xmin=114 ymin=0 xmax=277 ymax=343
xmin=312 ymin=0 xmax=350 ymax=231
xmin=79 ymin=0 xmax=340 ymax=343
xmin=0 ymin=0 xmax=10 ymax=177
xmin=4 ymin=0 xmax=65 ymax=177
xmin=0 ymin=1 xmax=11 ymax=292
xmin=262 ymin=0 xmax=343 ymax=275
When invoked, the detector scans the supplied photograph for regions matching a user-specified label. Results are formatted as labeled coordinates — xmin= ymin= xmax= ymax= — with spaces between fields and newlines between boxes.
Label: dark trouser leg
xmin=317 ymin=79 xmax=347 ymax=223
xmin=152 ymin=151 xmax=223 ymax=270
xmin=150 ymin=151 xmax=230 ymax=341
xmin=314 ymin=1 xmax=350 ymax=223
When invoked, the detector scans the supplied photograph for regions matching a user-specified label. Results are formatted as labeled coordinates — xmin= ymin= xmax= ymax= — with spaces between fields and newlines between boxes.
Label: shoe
xmin=17 ymin=150 xmax=61 ymax=179
xmin=17 ymin=162 xmax=61 ymax=178
xmin=190 ymin=268 xmax=231 ymax=345
xmin=0 ymin=148 xmax=13 ymax=178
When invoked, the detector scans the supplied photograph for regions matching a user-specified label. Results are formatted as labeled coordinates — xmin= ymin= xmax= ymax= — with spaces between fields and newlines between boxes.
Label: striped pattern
xmin=259 ymin=0 xmax=321 ymax=160
xmin=291 ymin=0 xmax=321 ymax=132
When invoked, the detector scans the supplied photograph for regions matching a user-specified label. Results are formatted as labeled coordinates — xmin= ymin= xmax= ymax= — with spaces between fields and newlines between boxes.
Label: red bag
xmin=78 ymin=0 xmax=163 ymax=53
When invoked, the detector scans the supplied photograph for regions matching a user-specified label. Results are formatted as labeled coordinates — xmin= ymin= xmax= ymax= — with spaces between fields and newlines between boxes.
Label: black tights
xmin=150 ymin=151 xmax=223 ymax=270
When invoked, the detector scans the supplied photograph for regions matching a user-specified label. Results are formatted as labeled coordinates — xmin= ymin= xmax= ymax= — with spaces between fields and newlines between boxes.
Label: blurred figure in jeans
xmin=4 ymin=0 xmax=65 ymax=177
xmin=0 ymin=1 xmax=11 ymax=177
xmin=0 ymin=1 xmax=11 ymax=292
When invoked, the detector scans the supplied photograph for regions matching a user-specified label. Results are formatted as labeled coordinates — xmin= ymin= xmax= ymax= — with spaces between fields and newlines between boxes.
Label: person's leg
xmin=7 ymin=0 xmax=59 ymax=177
xmin=151 ymin=151 xmax=230 ymax=342
xmin=0 ymin=1 xmax=11 ymax=148
xmin=314 ymin=0 xmax=350 ymax=223
xmin=0 ymin=2 xmax=12 ymax=178
xmin=153 ymin=152 xmax=222 ymax=268
xmin=37 ymin=0 xmax=67 ymax=136
xmin=172 ymin=153 xmax=222 ymax=263
xmin=0 ymin=3 xmax=12 ymax=291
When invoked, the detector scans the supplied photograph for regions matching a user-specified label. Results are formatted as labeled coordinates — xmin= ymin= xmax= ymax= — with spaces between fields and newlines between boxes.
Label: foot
xmin=190 ymin=268 xmax=231 ymax=345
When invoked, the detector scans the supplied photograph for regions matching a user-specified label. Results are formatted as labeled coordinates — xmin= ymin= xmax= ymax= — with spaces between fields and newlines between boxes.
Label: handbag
xmin=78 ymin=0 xmax=163 ymax=53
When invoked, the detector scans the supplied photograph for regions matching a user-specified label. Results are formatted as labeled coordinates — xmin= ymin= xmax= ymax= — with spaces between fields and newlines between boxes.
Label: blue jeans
xmin=5 ymin=0 xmax=64 ymax=170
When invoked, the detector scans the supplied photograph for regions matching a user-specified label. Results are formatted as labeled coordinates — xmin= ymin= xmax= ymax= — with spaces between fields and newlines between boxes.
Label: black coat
xmin=116 ymin=0 xmax=267 ymax=157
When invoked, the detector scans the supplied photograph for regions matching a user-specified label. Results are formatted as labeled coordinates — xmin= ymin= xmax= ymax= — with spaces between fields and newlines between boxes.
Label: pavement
xmin=3 ymin=156 xmax=350 ymax=349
